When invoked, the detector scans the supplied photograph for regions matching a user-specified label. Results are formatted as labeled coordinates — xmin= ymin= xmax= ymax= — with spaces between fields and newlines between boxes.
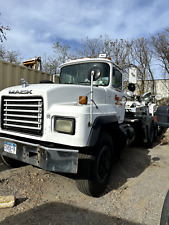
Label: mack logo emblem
xmin=9 ymin=90 xmax=32 ymax=94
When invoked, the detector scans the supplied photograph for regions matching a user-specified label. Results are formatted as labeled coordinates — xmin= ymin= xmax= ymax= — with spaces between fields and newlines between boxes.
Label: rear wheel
xmin=153 ymin=124 xmax=158 ymax=141
xmin=76 ymin=132 xmax=114 ymax=197
xmin=146 ymin=121 xmax=155 ymax=147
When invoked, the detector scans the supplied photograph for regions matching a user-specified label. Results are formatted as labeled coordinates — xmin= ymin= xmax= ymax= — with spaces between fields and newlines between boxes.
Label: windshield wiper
xmin=62 ymin=82 xmax=74 ymax=84
xmin=78 ymin=82 xmax=91 ymax=84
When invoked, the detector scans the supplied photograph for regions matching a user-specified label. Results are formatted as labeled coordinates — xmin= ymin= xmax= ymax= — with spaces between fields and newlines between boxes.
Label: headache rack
xmin=1 ymin=96 xmax=43 ymax=136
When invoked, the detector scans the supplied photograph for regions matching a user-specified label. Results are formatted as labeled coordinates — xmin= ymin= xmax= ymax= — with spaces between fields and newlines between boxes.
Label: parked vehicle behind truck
xmin=0 ymin=55 xmax=168 ymax=197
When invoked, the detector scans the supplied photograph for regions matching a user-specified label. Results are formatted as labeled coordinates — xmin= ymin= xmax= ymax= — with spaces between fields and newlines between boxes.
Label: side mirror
xmin=128 ymin=83 xmax=136 ymax=92
xmin=155 ymin=94 xmax=163 ymax=101
xmin=129 ymin=67 xmax=137 ymax=84
xmin=142 ymin=92 xmax=152 ymax=104
xmin=88 ymin=66 xmax=101 ymax=81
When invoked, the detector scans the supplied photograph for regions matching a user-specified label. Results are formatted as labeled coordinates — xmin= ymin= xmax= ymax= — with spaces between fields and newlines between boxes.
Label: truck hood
xmin=1 ymin=83 xmax=107 ymax=105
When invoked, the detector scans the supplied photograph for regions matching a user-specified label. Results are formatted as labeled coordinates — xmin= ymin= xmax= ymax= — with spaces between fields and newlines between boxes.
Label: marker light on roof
xmin=99 ymin=54 xmax=107 ymax=58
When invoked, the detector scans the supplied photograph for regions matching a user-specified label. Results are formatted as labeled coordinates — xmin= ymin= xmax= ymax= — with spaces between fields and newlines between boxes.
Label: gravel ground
xmin=0 ymin=130 xmax=169 ymax=225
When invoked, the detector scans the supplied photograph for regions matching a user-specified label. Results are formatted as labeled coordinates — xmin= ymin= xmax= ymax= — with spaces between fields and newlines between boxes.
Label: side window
xmin=112 ymin=68 xmax=122 ymax=90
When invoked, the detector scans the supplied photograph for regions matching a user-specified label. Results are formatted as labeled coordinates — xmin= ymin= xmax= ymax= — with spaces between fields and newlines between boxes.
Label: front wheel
xmin=76 ymin=132 xmax=114 ymax=197
xmin=1 ymin=155 xmax=25 ymax=168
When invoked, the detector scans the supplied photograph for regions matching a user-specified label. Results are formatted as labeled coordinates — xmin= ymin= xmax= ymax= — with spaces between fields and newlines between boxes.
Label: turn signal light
xmin=155 ymin=115 xmax=157 ymax=122
xmin=79 ymin=96 xmax=88 ymax=104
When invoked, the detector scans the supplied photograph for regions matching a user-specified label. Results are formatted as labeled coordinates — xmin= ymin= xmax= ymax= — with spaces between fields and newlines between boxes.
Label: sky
xmin=1 ymin=0 xmax=169 ymax=62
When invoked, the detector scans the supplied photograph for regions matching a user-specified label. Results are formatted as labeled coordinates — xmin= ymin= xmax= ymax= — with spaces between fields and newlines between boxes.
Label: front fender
xmin=87 ymin=115 xmax=118 ymax=147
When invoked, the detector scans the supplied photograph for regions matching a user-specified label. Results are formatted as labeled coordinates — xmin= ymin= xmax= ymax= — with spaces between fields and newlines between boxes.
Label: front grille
xmin=2 ymin=96 xmax=43 ymax=136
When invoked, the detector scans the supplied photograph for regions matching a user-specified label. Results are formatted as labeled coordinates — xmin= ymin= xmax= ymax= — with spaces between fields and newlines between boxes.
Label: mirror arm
xmin=89 ymin=71 xmax=94 ymax=127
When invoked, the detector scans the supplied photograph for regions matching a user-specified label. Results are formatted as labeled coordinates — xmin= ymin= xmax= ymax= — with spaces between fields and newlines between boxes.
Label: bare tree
xmin=0 ymin=44 xmax=21 ymax=64
xmin=109 ymin=39 xmax=133 ymax=71
xmin=79 ymin=36 xmax=103 ymax=58
xmin=151 ymin=30 xmax=169 ymax=76
xmin=5 ymin=50 xmax=21 ymax=64
xmin=131 ymin=38 xmax=155 ymax=94
xmin=42 ymin=54 xmax=58 ymax=74
xmin=0 ymin=13 xmax=21 ymax=64
xmin=78 ymin=35 xmax=133 ymax=71
xmin=0 ymin=44 xmax=5 ymax=59
xmin=0 ymin=13 xmax=10 ymax=42
xmin=53 ymin=41 xmax=72 ymax=64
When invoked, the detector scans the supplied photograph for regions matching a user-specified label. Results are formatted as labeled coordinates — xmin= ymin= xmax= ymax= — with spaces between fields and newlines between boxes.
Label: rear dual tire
xmin=146 ymin=121 xmax=158 ymax=147
xmin=146 ymin=121 xmax=155 ymax=147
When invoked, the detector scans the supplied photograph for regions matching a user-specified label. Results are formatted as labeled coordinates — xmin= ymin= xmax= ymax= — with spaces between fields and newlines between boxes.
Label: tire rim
xmin=97 ymin=146 xmax=111 ymax=182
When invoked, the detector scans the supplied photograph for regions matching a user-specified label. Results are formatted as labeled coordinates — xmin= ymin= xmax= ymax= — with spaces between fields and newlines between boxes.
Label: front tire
xmin=76 ymin=132 xmax=114 ymax=197
xmin=1 ymin=155 xmax=25 ymax=167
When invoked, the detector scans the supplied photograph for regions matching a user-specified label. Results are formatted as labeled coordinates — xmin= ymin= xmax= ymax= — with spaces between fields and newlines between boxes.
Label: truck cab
xmin=59 ymin=56 xmax=125 ymax=123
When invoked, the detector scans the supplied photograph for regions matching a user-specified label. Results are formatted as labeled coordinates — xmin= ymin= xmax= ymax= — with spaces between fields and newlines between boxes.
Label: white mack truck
xmin=0 ymin=55 xmax=168 ymax=197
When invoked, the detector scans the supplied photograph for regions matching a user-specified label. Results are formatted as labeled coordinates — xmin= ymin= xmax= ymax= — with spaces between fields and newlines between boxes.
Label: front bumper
xmin=0 ymin=137 xmax=78 ymax=174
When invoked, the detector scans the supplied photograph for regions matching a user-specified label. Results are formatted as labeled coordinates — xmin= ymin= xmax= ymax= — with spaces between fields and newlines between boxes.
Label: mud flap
xmin=155 ymin=106 xmax=169 ymax=128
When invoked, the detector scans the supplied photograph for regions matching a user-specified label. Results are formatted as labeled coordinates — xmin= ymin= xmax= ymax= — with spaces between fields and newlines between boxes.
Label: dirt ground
xmin=0 ymin=130 xmax=169 ymax=225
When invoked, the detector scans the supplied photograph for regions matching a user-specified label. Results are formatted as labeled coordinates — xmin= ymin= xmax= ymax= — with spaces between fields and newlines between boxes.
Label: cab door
xmin=109 ymin=67 xmax=126 ymax=123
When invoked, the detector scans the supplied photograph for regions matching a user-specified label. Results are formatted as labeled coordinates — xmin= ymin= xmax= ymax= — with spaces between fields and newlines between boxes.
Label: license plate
xmin=4 ymin=142 xmax=17 ymax=154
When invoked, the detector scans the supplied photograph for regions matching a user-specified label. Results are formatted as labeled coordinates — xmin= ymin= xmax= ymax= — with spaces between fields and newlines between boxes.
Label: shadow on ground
xmin=107 ymin=129 xmax=169 ymax=195
xmin=0 ymin=158 xmax=10 ymax=172
xmin=72 ymin=143 xmax=152 ymax=197
xmin=105 ymin=144 xmax=151 ymax=194
xmin=0 ymin=202 xmax=142 ymax=225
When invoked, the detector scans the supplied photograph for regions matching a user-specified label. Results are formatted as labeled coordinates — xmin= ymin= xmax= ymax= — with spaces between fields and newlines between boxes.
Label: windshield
xmin=59 ymin=62 xmax=110 ymax=86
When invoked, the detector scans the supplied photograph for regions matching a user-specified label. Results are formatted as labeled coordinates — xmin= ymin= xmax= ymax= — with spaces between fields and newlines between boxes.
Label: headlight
xmin=54 ymin=117 xmax=75 ymax=135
